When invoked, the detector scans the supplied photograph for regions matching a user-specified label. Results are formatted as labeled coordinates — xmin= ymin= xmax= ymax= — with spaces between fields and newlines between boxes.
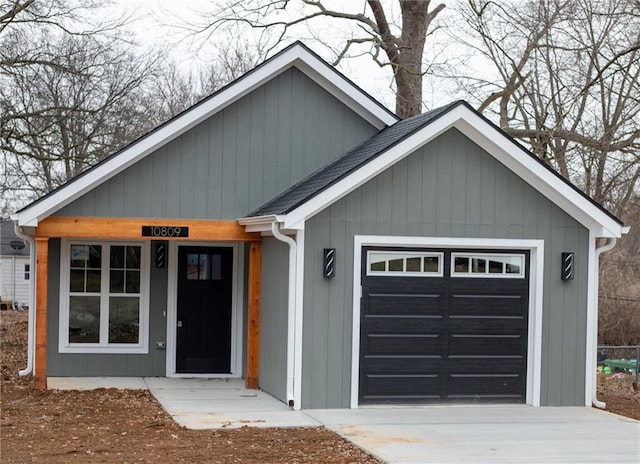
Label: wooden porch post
xmin=246 ymin=241 xmax=261 ymax=389
xmin=34 ymin=237 xmax=49 ymax=390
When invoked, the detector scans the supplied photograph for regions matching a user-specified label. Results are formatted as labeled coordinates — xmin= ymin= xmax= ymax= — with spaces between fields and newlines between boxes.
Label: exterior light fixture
xmin=561 ymin=252 xmax=574 ymax=281
xmin=323 ymin=248 xmax=336 ymax=278
xmin=155 ymin=242 xmax=167 ymax=268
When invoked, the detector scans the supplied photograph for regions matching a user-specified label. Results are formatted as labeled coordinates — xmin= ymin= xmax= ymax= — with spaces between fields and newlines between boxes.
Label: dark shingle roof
xmin=0 ymin=220 xmax=29 ymax=256
xmin=248 ymin=101 xmax=463 ymax=217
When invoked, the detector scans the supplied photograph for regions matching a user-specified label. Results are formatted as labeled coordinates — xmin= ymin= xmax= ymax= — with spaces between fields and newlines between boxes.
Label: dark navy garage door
xmin=359 ymin=247 xmax=529 ymax=404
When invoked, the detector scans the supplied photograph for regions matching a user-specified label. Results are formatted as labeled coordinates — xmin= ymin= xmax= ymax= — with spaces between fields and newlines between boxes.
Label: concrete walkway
xmin=49 ymin=377 xmax=640 ymax=463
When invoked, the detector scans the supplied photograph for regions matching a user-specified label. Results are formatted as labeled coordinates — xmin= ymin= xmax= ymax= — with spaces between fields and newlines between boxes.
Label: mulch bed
xmin=1 ymin=310 xmax=381 ymax=463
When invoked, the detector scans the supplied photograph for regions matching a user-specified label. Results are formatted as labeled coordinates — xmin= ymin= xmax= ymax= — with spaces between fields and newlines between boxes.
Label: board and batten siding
xmin=259 ymin=237 xmax=289 ymax=402
xmin=301 ymin=128 xmax=590 ymax=408
xmin=54 ymin=68 xmax=379 ymax=220
xmin=46 ymin=239 xmax=167 ymax=376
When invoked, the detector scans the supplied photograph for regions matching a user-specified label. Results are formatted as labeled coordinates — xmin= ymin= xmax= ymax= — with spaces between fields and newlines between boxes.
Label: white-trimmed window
xmin=367 ymin=251 xmax=443 ymax=276
xmin=451 ymin=253 xmax=525 ymax=278
xmin=59 ymin=241 xmax=149 ymax=353
xmin=24 ymin=264 xmax=30 ymax=280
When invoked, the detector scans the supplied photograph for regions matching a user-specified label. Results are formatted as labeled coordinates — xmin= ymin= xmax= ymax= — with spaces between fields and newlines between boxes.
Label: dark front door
xmin=176 ymin=246 xmax=233 ymax=373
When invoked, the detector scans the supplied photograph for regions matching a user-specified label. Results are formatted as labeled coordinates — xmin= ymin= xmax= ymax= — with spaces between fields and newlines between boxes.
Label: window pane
xmin=187 ymin=253 xmax=199 ymax=280
xmin=388 ymin=258 xmax=404 ymax=272
xmin=110 ymin=246 xmax=125 ymax=268
xmin=488 ymin=260 xmax=503 ymax=273
xmin=370 ymin=260 xmax=386 ymax=272
xmin=70 ymin=269 xmax=85 ymax=292
xmin=126 ymin=246 xmax=141 ymax=269
xmin=110 ymin=270 xmax=125 ymax=293
xmin=423 ymin=256 xmax=439 ymax=272
xmin=126 ymin=270 xmax=140 ymax=293
xmin=109 ymin=297 xmax=140 ymax=343
xmin=87 ymin=245 xmax=102 ymax=268
xmin=86 ymin=270 xmax=101 ymax=292
xmin=199 ymin=254 xmax=211 ymax=280
xmin=69 ymin=296 xmax=100 ymax=343
xmin=210 ymin=254 xmax=222 ymax=280
xmin=506 ymin=263 xmax=521 ymax=274
xmin=454 ymin=257 xmax=469 ymax=273
xmin=70 ymin=245 xmax=88 ymax=268
xmin=406 ymin=257 xmax=421 ymax=272
xmin=472 ymin=258 xmax=486 ymax=273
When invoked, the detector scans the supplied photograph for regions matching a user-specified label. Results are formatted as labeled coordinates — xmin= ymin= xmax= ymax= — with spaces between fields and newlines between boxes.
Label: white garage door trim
xmin=351 ymin=235 xmax=544 ymax=408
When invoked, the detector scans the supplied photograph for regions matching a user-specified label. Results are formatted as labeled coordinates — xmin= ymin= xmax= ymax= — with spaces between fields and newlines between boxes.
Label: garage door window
xmin=367 ymin=251 xmax=443 ymax=276
xmin=452 ymin=253 xmax=524 ymax=278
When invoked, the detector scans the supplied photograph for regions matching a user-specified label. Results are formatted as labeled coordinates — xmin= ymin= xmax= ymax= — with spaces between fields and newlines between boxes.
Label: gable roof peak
xmin=14 ymin=42 xmax=397 ymax=227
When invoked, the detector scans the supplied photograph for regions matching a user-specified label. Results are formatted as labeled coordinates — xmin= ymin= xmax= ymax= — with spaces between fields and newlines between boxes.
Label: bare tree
xmin=191 ymin=0 xmax=445 ymax=119
xmin=448 ymin=0 xmax=640 ymax=216
xmin=1 ymin=31 xmax=163 ymax=201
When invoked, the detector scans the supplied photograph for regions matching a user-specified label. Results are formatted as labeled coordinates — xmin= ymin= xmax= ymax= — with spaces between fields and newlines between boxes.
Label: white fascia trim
xmin=16 ymin=45 xmax=394 ymax=227
xmin=282 ymin=105 xmax=624 ymax=238
xmin=237 ymin=215 xmax=287 ymax=233
xmin=350 ymin=235 xmax=544 ymax=408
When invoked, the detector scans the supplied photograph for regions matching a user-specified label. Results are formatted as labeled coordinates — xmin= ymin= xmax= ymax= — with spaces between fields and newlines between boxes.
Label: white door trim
xmin=166 ymin=242 xmax=244 ymax=378
xmin=351 ymin=235 xmax=544 ymax=408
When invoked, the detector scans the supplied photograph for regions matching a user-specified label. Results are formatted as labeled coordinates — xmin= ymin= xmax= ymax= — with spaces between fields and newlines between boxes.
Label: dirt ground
xmin=0 ymin=310 xmax=381 ymax=463
xmin=2 ymin=312 xmax=639 ymax=463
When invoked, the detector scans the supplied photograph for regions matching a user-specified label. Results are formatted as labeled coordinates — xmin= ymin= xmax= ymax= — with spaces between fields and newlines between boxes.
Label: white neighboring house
xmin=0 ymin=219 xmax=30 ymax=309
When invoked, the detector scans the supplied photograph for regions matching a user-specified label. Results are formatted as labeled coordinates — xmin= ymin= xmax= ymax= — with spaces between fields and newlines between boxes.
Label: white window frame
xmin=366 ymin=250 xmax=444 ymax=277
xmin=24 ymin=263 xmax=30 ymax=281
xmin=450 ymin=253 xmax=526 ymax=278
xmin=58 ymin=240 xmax=150 ymax=354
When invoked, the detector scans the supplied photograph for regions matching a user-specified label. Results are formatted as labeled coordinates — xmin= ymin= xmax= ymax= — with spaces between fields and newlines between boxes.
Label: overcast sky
xmin=109 ymin=0 xmax=458 ymax=111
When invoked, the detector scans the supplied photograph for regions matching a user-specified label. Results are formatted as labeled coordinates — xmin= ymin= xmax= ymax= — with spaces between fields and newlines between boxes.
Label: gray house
xmin=13 ymin=42 xmax=626 ymax=410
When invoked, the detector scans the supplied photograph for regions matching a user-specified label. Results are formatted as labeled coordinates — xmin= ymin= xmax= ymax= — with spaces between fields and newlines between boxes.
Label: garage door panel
xmin=448 ymin=334 xmax=526 ymax=357
xmin=361 ymin=373 xmax=441 ymax=402
xmin=364 ymin=333 xmax=441 ymax=356
xmin=450 ymin=294 xmax=526 ymax=317
xmin=448 ymin=373 xmax=525 ymax=399
xmin=366 ymin=293 xmax=443 ymax=316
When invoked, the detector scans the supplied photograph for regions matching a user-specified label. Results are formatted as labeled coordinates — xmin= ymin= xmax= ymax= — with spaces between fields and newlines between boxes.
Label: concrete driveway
xmin=306 ymin=406 xmax=640 ymax=464
xmin=49 ymin=377 xmax=640 ymax=463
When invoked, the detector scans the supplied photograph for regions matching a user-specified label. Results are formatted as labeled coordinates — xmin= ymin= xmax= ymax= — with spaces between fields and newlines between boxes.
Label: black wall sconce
xmin=323 ymin=248 xmax=336 ymax=278
xmin=155 ymin=242 xmax=167 ymax=268
xmin=561 ymin=252 xmax=574 ymax=281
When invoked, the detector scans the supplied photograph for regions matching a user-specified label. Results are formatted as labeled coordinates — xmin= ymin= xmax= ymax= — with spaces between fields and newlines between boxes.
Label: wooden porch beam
xmin=246 ymin=242 xmax=261 ymax=389
xmin=36 ymin=217 xmax=261 ymax=242
xmin=34 ymin=237 xmax=48 ymax=390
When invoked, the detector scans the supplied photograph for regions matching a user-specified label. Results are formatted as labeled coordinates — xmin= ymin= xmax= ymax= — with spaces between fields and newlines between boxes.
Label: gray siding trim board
xmin=300 ymin=128 xmax=590 ymax=409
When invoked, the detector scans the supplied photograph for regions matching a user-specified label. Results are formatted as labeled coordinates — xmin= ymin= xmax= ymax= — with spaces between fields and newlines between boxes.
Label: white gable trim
xmin=15 ymin=44 xmax=396 ymax=227
xmin=280 ymin=105 xmax=624 ymax=238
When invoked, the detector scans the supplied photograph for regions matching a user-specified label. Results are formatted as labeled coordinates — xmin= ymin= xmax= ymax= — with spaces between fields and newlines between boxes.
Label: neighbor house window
xmin=24 ymin=264 xmax=30 ymax=280
xmin=59 ymin=241 xmax=149 ymax=353
xmin=367 ymin=251 xmax=444 ymax=277
xmin=451 ymin=253 xmax=525 ymax=278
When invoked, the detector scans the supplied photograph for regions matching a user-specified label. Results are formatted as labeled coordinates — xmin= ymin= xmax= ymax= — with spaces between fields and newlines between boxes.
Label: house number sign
xmin=141 ymin=226 xmax=189 ymax=238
